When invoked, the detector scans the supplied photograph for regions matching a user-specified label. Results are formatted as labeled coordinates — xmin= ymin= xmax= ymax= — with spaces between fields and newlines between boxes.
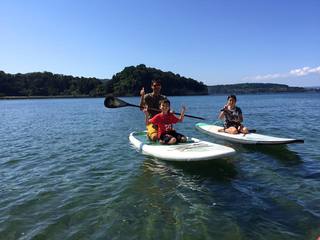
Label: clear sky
xmin=1 ymin=0 xmax=319 ymax=87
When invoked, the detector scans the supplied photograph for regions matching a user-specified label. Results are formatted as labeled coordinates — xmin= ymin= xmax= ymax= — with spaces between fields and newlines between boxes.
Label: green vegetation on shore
xmin=0 ymin=65 xmax=207 ymax=97
xmin=0 ymin=70 xmax=107 ymax=97
xmin=208 ymin=83 xmax=307 ymax=95
xmin=105 ymin=64 xmax=207 ymax=96
xmin=1 ymin=66 xmax=317 ymax=99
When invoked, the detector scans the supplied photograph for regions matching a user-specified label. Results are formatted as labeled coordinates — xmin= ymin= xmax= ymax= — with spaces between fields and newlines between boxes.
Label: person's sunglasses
xmin=153 ymin=84 xmax=161 ymax=87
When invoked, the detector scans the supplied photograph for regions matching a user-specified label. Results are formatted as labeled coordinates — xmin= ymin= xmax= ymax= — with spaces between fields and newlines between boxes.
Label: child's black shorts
xmin=160 ymin=130 xmax=185 ymax=143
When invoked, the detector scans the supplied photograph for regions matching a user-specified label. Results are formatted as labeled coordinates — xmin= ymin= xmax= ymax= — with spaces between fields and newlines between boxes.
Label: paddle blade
xmin=104 ymin=95 xmax=128 ymax=108
xmin=103 ymin=95 xmax=205 ymax=120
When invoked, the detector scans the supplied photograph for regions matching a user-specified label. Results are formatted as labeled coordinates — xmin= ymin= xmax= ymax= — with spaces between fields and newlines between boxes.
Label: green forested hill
xmin=0 ymin=70 xmax=107 ymax=97
xmin=106 ymin=64 xmax=208 ymax=96
xmin=0 ymin=67 xmax=313 ymax=98
xmin=0 ymin=65 xmax=207 ymax=97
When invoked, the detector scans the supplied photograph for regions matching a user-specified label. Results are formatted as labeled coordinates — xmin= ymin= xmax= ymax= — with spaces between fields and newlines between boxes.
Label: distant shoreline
xmin=0 ymin=95 xmax=95 ymax=100
xmin=207 ymin=83 xmax=320 ymax=95
xmin=2 ymin=68 xmax=319 ymax=98
xmin=1 ymin=91 xmax=319 ymax=100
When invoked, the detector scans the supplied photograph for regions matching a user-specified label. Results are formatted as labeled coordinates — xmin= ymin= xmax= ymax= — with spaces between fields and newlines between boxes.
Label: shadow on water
xmin=143 ymin=157 xmax=238 ymax=181
xmin=242 ymin=144 xmax=303 ymax=165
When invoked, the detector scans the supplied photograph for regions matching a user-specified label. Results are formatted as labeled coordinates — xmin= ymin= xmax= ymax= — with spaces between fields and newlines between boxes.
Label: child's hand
xmin=221 ymin=105 xmax=229 ymax=112
xmin=140 ymin=87 xmax=145 ymax=96
xmin=180 ymin=106 xmax=186 ymax=118
xmin=143 ymin=106 xmax=148 ymax=114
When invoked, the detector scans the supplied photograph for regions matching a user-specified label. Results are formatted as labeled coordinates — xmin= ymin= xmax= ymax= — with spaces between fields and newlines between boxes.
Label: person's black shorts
xmin=224 ymin=121 xmax=242 ymax=130
xmin=160 ymin=130 xmax=185 ymax=143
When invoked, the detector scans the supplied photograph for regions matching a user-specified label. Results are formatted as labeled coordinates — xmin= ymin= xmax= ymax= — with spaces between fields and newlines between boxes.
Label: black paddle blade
xmin=104 ymin=95 xmax=206 ymax=120
xmin=104 ymin=95 xmax=128 ymax=108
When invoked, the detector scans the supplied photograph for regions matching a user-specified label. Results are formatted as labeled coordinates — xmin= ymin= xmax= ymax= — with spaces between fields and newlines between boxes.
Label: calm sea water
xmin=0 ymin=93 xmax=320 ymax=240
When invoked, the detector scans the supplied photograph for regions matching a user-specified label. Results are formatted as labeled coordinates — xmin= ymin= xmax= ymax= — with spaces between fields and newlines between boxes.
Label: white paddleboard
xmin=129 ymin=131 xmax=235 ymax=161
xmin=195 ymin=123 xmax=304 ymax=145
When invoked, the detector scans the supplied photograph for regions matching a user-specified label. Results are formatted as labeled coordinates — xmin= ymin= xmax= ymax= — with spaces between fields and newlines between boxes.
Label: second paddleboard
xmin=195 ymin=123 xmax=304 ymax=145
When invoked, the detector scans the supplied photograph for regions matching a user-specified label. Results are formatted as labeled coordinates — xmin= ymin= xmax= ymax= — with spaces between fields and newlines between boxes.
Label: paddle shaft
xmin=105 ymin=96 xmax=258 ymax=129
xmin=126 ymin=102 xmax=206 ymax=120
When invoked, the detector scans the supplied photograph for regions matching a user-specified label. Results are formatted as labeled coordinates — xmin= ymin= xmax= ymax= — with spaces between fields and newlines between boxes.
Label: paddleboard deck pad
xmin=195 ymin=123 xmax=304 ymax=145
xmin=129 ymin=131 xmax=235 ymax=161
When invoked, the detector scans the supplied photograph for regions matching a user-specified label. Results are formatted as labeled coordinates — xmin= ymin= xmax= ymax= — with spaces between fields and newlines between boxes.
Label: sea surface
xmin=0 ymin=93 xmax=320 ymax=240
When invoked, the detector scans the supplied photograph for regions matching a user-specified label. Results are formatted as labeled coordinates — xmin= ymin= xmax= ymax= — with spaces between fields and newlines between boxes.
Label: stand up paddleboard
xmin=129 ymin=131 xmax=235 ymax=161
xmin=195 ymin=123 xmax=304 ymax=145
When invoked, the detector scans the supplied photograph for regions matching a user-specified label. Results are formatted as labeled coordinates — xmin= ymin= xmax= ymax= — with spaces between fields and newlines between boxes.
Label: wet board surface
xmin=195 ymin=123 xmax=304 ymax=145
xmin=129 ymin=131 xmax=236 ymax=161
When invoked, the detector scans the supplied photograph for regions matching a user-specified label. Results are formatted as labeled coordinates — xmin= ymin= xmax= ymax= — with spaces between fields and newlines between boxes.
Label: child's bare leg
xmin=239 ymin=125 xmax=249 ymax=134
xmin=180 ymin=136 xmax=187 ymax=143
xmin=167 ymin=137 xmax=177 ymax=145
xmin=150 ymin=135 xmax=158 ymax=141
xmin=225 ymin=127 xmax=238 ymax=134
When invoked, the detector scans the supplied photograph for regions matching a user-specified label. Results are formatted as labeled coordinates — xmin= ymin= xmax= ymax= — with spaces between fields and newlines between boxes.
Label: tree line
xmin=208 ymin=83 xmax=306 ymax=94
xmin=0 ymin=65 xmax=208 ymax=97
xmin=0 ymin=70 xmax=107 ymax=97
xmin=0 ymin=66 xmax=310 ymax=98
xmin=105 ymin=64 xmax=208 ymax=96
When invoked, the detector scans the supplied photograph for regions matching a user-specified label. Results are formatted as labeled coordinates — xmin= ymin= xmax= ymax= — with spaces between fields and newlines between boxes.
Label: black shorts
xmin=224 ymin=121 xmax=242 ymax=130
xmin=160 ymin=130 xmax=185 ymax=143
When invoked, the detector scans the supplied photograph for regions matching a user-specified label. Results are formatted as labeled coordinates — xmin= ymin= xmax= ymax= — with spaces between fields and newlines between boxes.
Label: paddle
xmin=104 ymin=95 xmax=206 ymax=120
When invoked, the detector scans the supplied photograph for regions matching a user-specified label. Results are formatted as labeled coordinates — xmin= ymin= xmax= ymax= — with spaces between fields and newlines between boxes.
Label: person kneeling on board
xmin=218 ymin=94 xmax=249 ymax=134
xmin=140 ymin=79 xmax=168 ymax=141
xmin=143 ymin=99 xmax=187 ymax=145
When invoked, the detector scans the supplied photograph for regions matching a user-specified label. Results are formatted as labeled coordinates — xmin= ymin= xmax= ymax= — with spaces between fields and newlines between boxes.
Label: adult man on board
xmin=140 ymin=79 xmax=167 ymax=141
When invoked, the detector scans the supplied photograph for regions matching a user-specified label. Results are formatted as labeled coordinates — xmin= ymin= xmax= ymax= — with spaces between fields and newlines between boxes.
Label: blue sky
xmin=1 ymin=0 xmax=319 ymax=87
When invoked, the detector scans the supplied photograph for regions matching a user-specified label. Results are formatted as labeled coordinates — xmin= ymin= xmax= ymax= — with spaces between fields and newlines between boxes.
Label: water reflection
xmin=142 ymin=157 xmax=237 ymax=181
xmin=242 ymin=144 xmax=303 ymax=165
